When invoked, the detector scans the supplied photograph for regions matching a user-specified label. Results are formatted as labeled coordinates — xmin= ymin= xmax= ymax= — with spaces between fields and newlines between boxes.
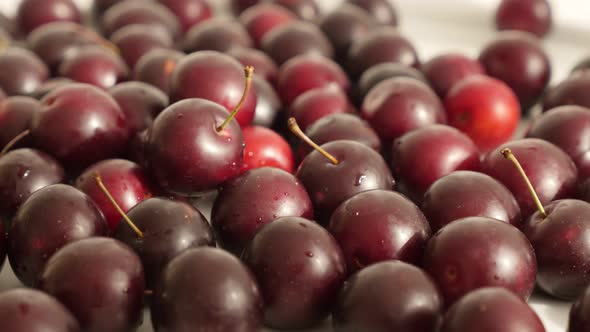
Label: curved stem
xmin=94 ymin=172 xmax=144 ymax=238
xmin=216 ymin=66 xmax=254 ymax=132
xmin=288 ymin=117 xmax=339 ymax=165
xmin=0 ymin=130 xmax=30 ymax=157
xmin=501 ymin=148 xmax=547 ymax=218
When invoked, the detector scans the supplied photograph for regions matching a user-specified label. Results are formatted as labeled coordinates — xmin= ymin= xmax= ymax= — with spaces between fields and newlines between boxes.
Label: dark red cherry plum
xmin=496 ymin=0 xmax=552 ymax=37
xmin=355 ymin=62 xmax=427 ymax=104
xmin=241 ymin=126 xmax=294 ymax=173
xmin=101 ymin=0 xmax=181 ymax=39
xmin=319 ymin=4 xmax=375 ymax=60
xmin=183 ymin=18 xmax=253 ymax=53
xmin=239 ymin=3 xmax=296 ymax=48
xmin=251 ymin=76 xmax=282 ymax=128
xmin=349 ymin=0 xmax=398 ymax=26
xmin=273 ymin=0 xmax=320 ymax=21
xmin=58 ymin=46 xmax=129 ymax=90
xmin=289 ymin=85 xmax=355 ymax=132
xmin=569 ymin=284 xmax=590 ymax=332
xmin=110 ymin=24 xmax=174 ymax=69
xmin=16 ymin=0 xmax=81 ymax=35
xmin=0 ymin=47 xmax=49 ymax=96
xmin=133 ymin=48 xmax=184 ymax=94
xmin=0 ymin=96 xmax=39 ymax=148
xmin=422 ymin=53 xmax=486 ymax=98
xmin=543 ymin=72 xmax=590 ymax=111
xmin=228 ymin=47 xmax=279 ymax=84
xmin=242 ymin=217 xmax=346 ymax=329
xmin=159 ymin=0 xmax=212 ymax=34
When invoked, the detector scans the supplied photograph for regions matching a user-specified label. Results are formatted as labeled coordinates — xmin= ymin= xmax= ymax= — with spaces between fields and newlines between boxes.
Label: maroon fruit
xmin=58 ymin=46 xmax=129 ymax=90
xmin=422 ymin=53 xmax=486 ymax=97
xmin=289 ymin=85 xmax=355 ymax=132
xmin=159 ymin=0 xmax=212 ymax=33
xmin=133 ymin=48 xmax=184 ymax=94
xmin=183 ymin=18 xmax=253 ymax=53
xmin=239 ymin=3 xmax=296 ymax=48
xmin=0 ymin=47 xmax=49 ymax=96
xmin=495 ymin=0 xmax=552 ymax=37
xmin=110 ymin=24 xmax=174 ymax=69
xmin=16 ymin=0 xmax=81 ymax=34
xmin=241 ymin=126 xmax=294 ymax=173
xmin=349 ymin=0 xmax=398 ymax=26
xmin=262 ymin=21 xmax=334 ymax=65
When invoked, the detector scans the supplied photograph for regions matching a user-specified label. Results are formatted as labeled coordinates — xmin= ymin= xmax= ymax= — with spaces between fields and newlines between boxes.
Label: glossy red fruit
xmin=0 ymin=96 xmax=39 ymax=148
xmin=319 ymin=4 xmax=375 ymax=60
xmin=297 ymin=113 xmax=381 ymax=162
xmin=110 ymin=24 xmax=174 ymax=69
xmin=74 ymin=159 xmax=154 ymax=231
xmin=146 ymin=99 xmax=244 ymax=195
xmin=543 ymin=72 xmax=590 ymax=111
xmin=355 ymin=62 xmax=427 ymax=104
xmin=273 ymin=0 xmax=320 ymax=21
xmin=38 ymin=237 xmax=145 ymax=332
xmin=133 ymin=48 xmax=184 ymax=94
xmin=151 ymin=247 xmax=263 ymax=332
xmin=262 ymin=21 xmax=334 ymax=65
xmin=289 ymin=86 xmax=355 ymax=132
xmin=362 ymin=77 xmax=446 ymax=144
xmin=114 ymin=197 xmax=214 ymax=289
xmin=16 ymin=0 xmax=81 ymax=34
xmin=31 ymin=83 xmax=130 ymax=171
xmin=0 ymin=47 xmax=49 ymax=96
xmin=524 ymin=199 xmax=590 ymax=299
xmin=242 ymin=217 xmax=346 ymax=329
xmin=526 ymin=106 xmax=590 ymax=179
xmin=170 ymin=51 xmax=257 ymax=127
xmin=445 ymin=75 xmax=520 ymax=152
xmin=422 ymin=171 xmax=521 ymax=232
xmin=159 ymin=0 xmax=212 ymax=33
xmin=239 ymin=3 xmax=296 ymax=48
xmin=212 ymin=167 xmax=311 ymax=253
xmin=58 ymin=46 xmax=129 ymax=90
xmin=31 ymin=78 xmax=73 ymax=99
xmin=0 ymin=149 xmax=64 ymax=217
xmin=183 ymin=18 xmax=253 ymax=53
xmin=228 ymin=47 xmax=279 ymax=84
xmin=423 ymin=217 xmax=537 ymax=306
xmin=108 ymin=81 xmax=169 ymax=135
xmin=391 ymin=125 xmax=481 ymax=202
xmin=251 ymin=76 xmax=282 ymax=128
xmin=277 ymin=54 xmax=350 ymax=105
xmin=482 ymin=139 xmax=578 ymax=217
xmin=329 ymin=190 xmax=431 ymax=273
xmin=479 ymin=31 xmax=551 ymax=111
xmin=347 ymin=26 xmax=419 ymax=78
xmin=241 ymin=126 xmax=294 ymax=173
xmin=496 ymin=0 xmax=552 ymax=37
xmin=8 ymin=184 xmax=108 ymax=286
xmin=101 ymin=0 xmax=181 ymax=39
xmin=422 ymin=53 xmax=486 ymax=98
xmin=569 ymin=285 xmax=590 ymax=332
xmin=0 ymin=288 xmax=81 ymax=332
xmin=332 ymin=261 xmax=442 ymax=332
xmin=440 ymin=287 xmax=545 ymax=332
xmin=297 ymin=140 xmax=394 ymax=224
xmin=349 ymin=0 xmax=398 ymax=26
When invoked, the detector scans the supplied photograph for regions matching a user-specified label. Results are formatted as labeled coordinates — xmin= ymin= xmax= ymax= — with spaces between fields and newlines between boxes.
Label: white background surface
xmin=0 ymin=0 xmax=588 ymax=331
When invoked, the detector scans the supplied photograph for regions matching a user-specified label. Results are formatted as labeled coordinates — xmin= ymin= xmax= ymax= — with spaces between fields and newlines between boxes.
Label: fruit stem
xmin=216 ymin=66 xmax=254 ymax=132
xmin=501 ymin=148 xmax=547 ymax=218
xmin=0 ymin=130 xmax=30 ymax=157
xmin=94 ymin=172 xmax=144 ymax=238
xmin=288 ymin=117 xmax=339 ymax=165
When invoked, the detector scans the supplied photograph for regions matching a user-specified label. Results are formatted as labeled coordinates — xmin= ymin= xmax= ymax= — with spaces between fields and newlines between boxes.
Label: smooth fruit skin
xmin=169 ymin=51 xmax=256 ymax=127
xmin=261 ymin=21 xmax=334 ymax=66
xmin=212 ymin=167 xmax=312 ymax=253
xmin=151 ymin=247 xmax=263 ymax=332
xmin=38 ymin=237 xmax=145 ymax=332
xmin=289 ymin=86 xmax=355 ymax=132
xmin=31 ymin=83 xmax=130 ymax=171
xmin=543 ymin=72 xmax=590 ymax=111
xmin=16 ymin=0 xmax=81 ymax=34
xmin=277 ymin=54 xmax=350 ymax=105
xmin=391 ymin=124 xmax=481 ymax=202
xmin=101 ymin=1 xmax=181 ymax=39
xmin=349 ymin=0 xmax=398 ymax=26
xmin=361 ymin=77 xmax=446 ymax=144
xmin=183 ymin=18 xmax=253 ymax=53
xmin=422 ymin=217 xmax=537 ymax=306
xmin=242 ymin=217 xmax=346 ymax=330
xmin=0 ymin=288 xmax=81 ymax=332
xmin=7 ymin=184 xmax=109 ymax=287
xmin=479 ymin=31 xmax=551 ymax=111
xmin=239 ymin=3 xmax=296 ymax=48
xmin=482 ymin=138 xmax=578 ymax=218
xmin=0 ymin=96 xmax=40 ymax=149
xmin=569 ymin=285 xmax=590 ymax=332
xmin=58 ymin=46 xmax=129 ymax=90
xmin=495 ymin=0 xmax=552 ymax=37
xmin=110 ymin=24 xmax=174 ymax=69
xmin=114 ymin=197 xmax=214 ymax=289
xmin=524 ymin=199 xmax=590 ymax=299
xmin=422 ymin=171 xmax=521 ymax=232
xmin=422 ymin=53 xmax=486 ymax=98
xmin=133 ymin=48 xmax=184 ymax=94
xmin=0 ymin=149 xmax=64 ymax=217
xmin=241 ymin=126 xmax=294 ymax=173
xmin=251 ymin=76 xmax=282 ymax=128
xmin=526 ymin=105 xmax=590 ymax=179
xmin=355 ymin=62 xmax=428 ymax=104
xmin=228 ymin=47 xmax=279 ymax=84
xmin=108 ymin=81 xmax=169 ymax=135
xmin=159 ymin=0 xmax=212 ymax=34
xmin=347 ymin=26 xmax=419 ymax=78
xmin=297 ymin=140 xmax=395 ymax=225
xmin=440 ymin=287 xmax=546 ymax=332
xmin=328 ymin=190 xmax=431 ymax=273
xmin=0 ymin=47 xmax=49 ymax=97
xmin=297 ymin=113 xmax=381 ymax=163
xmin=444 ymin=75 xmax=520 ymax=152
xmin=319 ymin=4 xmax=375 ymax=61
xmin=146 ymin=98 xmax=244 ymax=195
xmin=74 ymin=159 xmax=154 ymax=231
xmin=333 ymin=261 xmax=441 ymax=332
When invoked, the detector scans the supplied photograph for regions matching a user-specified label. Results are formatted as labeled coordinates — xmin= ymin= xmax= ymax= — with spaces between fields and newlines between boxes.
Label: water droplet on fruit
xmin=354 ymin=174 xmax=366 ymax=186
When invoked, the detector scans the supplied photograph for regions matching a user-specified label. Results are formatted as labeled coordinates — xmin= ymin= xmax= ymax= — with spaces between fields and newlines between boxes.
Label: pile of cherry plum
xmin=0 ymin=0 xmax=589 ymax=331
